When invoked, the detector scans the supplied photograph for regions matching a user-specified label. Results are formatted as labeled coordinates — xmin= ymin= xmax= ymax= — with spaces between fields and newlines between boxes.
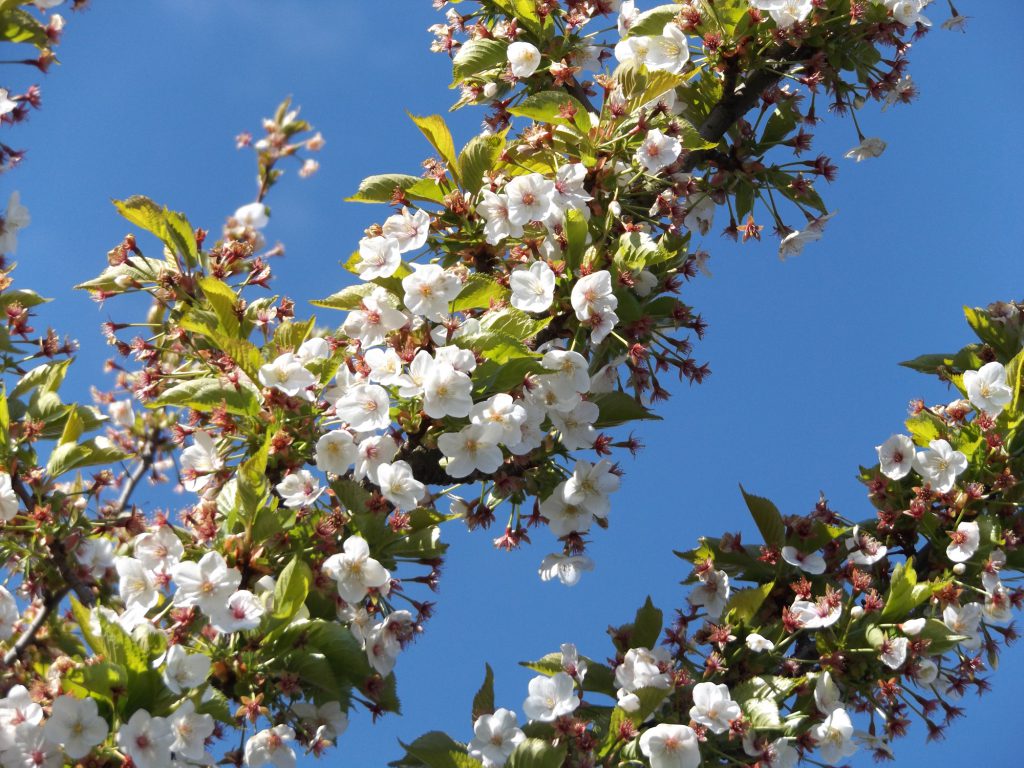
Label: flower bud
xmin=850 ymin=605 xmax=864 ymax=620
xmin=952 ymin=563 xmax=966 ymax=575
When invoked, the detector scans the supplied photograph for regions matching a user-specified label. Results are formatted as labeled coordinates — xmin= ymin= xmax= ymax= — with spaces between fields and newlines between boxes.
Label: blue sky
xmin=6 ymin=1 xmax=1024 ymax=765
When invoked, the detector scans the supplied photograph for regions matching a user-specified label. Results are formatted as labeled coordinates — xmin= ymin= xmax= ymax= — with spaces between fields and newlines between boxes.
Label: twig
xmin=2 ymin=587 xmax=68 ymax=666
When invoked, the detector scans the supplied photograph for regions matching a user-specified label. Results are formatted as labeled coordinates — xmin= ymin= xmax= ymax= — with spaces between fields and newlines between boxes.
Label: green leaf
xmin=478 ymin=308 xmax=549 ymax=341
xmin=625 ymin=5 xmax=680 ymax=37
xmin=452 ymin=274 xmax=510 ymax=312
xmin=881 ymin=558 xmax=926 ymax=621
xmin=0 ymin=7 xmax=47 ymax=47
xmin=395 ymin=732 xmax=479 ymax=768
xmin=75 ymin=257 xmax=170 ymax=292
xmin=630 ymin=596 xmax=663 ymax=648
xmin=312 ymin=283 xmax=381 ymax=311
xmin=458 ymin=132 xmax=506 ymax=195
xmin=456 ymin=331 xmax=530 ymax=365
xmin=346 ymin=174 xmax=446 ymax=204
xmin=151 ymin=376 xmax=261 ymax=417
xmin=274 ymin=318 xmax=316 ymax=352
xmin=409 ymin=113 xmax=460 ymax=180
xmin=739 ymin=486 xmax=786 ymax=548
xmin=198 ymin=276 xmax=241 ymax=337
xmin=564 ymin=209 xmax=588 ymax=272
xmin=509 ymin=91 xmax=590 ymax=135
xmin=507 ymin=738 xmax=568 ymax=768
xmin=743 ymin=697 xmax=782 ymax=730
xmin=47 ymin=438 xmax=129 ymax=479
xmin=905 ymin=411 xmax=943 ymax=448
xmin=471 ymin=664 xmax=495 ymax=721
xmin=273 ymin=556 xmax=312 ymax=621
xmin=964 ymin=306 xmax=1018 ymax=359
xmin=113 ymin=196 xmax=197 ymax=267
xmin=725 ymin=582 xmax=775 ymax=624
xmin=761 ymin=107 xmax=797 ymax=146
xmin=899 ymin=353 xmax=955 ymax=374
xmin=591 ymin=391 xmax=660 ymax=428
xmin=452 ymin=39 xmax=508 ymax=83
xmin=519 ymin=654 xmax=616 ymax=697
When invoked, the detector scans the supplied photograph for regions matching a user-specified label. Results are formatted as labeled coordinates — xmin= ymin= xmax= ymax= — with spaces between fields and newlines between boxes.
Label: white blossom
xmin=538 ymin=553 xmax=594 ymax=586
xmin=876 ymin=434 xmax=915 ymax=480
xmin=468 ymin=709 xmax=525 ymax=768
xmin=245 ymin=725 xmax=297 ymax=768
xmin=376 ymin=460 xmax=426 ymax=510
xmin=946 ymin=520 xmax=980 ymax=563
xmin=275 ymin=469 xmax=323 ymax=509
xmin=180 ymin=430 xmax=223 ymax=494
xmin=42 ymin=695 xmax=108 ymax=760
xmin=382 ymin=208 xmax=431 ymax=253
xmin=636 ymin=129 xmax=681 ymax=173
xmin=639 ymin=724 xmax=701 ymax=768
xmin=316 ymin=430 xmax=359 ymax=475
xmin=913 ymin=438 xmax=968 ymax=493
xmin=963 ymin=361 xmax=1013 ymax=416
xmin=522 ymin=672 xmax=578 ymax=722
xmin=259 ymin=352 xmax=317 ymax=398
xmin=322 ymin=536 xmax=390 ymax=603
xmin=117 ymin=710 xmax=174 ymax=768
xmin=507 ymin=41 xmax=542 ymax=79
xmin=353 ymin=236 xmax=401 ymax=280
xmin=510 ymin=261 xmax=556 ymax=314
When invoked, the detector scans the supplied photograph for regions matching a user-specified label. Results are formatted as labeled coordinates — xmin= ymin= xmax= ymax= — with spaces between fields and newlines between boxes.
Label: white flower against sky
xmin=943 ymin=601 xmax=983 ymax=649
xmin=538 ymin=553 xmax=594 ymax=586
xmin=323 ymin=535 xmax=390 ymax=603
xmin=548 ymin=400 xmax=598 ymax=450
xmin=880 ymin=636 xmax=909 ymax=669
xmin=963 ymin=361 xmax=1012 ymax=416
xmin=382 ymin=207 xmax=431 ymax=252
xmin=541 ymin=489 xmax=593 ymax=537
xmin=688 ymin=567 xmax=730 ymax=619
xmin=814 ymin=671 xmax=841 ymax=715
xmin=468 ymin=708 xmax=525 ymax=768
xmin=614 ymin=36 xmax=651 ymax=68
xmin=0 ymin=472 xmax=17 ymax=522
xmin=402 ymin=263 xmax=461 ymax=318
xmin=292 ymin=701 xmax=349 ymax=742
xmin=523 ymin=672 xmax=578 ymax=722
xmin=168 ymin=700 xmax=214 ymax=763
xmin=809 ymin=707 xmax=857 ymax=765
xmin=0 ymin=89 xmax=16 ymax=118
xmin=913 ymin=438 xmax=967 ymax=493
xmin=846 ymin=525 xmax=888 ymax=566
xmin=233 ymin=202 xmax=268 ymax=230
xmin=876 ymin=434 xmax=915 ymax=480
xmin=376 ymin=460 xmax=426 ymax=510
xmin=563 ymin=459 xmax=619 ymax=518
xmin=470 ymin=394 xmax=527 ymax=444
xmin=354 ymin=434 xmax=399 ymax=483
xmin=845 ymin=136 xmax=887 ymax=162
xmin=245 ymin=725 xmax=297 ymax=768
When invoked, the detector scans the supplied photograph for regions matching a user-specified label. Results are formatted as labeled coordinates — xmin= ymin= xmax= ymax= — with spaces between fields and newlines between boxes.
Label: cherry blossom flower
xmin=470 ymin=394 xmax=527 ymax=444
xmin=245 ymin=725 xmax=297 ymax=768
xmin=913 ymin=438 xmax=968 ymax=493
xmin=639 ymin=723 xmax=701 ymax=768
xmin=745 ymin=633 xmax=775 ymax=652
xmin=507 ymin=41 xmax=542 ymax=79
xmin=292 ymin=701 xmax=349 ymax=741
xmin=809 ymin=708 xmax=857 ymax=765
xmin=335 ymin=384 xmax=392 ymax=432
xmin=354 ymin=434 xmax=398 ymax=483
xmin=170 ymin=551 xmax=241 ymax=615
xmin=168 ymin=700 xmax=214 ymax=763
xmin=158 ymin=645 xmax=211 ymax=694
xmin=376 ymin=460 xmax=426 ymax=510
xmin=275 ymin=469 xmax=324 ymax=509
xmin=845 ymin=136 xmax=887 ymax=162
xmin=614 ymin=36 xmax=651 ymax=67
xmin=781 ymin=546 xmax=826 ymax=575
xmin=341 ymin=291 xmax=407 ymax=347
xmin=791 ymin=597 xmax=842 ymax=629
xmin=322 ymin=535 xmax=390 ymax=603
xmin=689 ymin=682 xmax=741 ymax=734
xmin=468 ymin=709 xmax=525 ymax=768
xmin=117 ymin=710 xmax=174 ymax=768
xmin=688 ymin=567 xmax=730 ymax=619
xmin=438 ymin=424 xmax=505 ymax=478
xmin=963 ymin=361 xmax=1013 ymax=416
xmin=876 ymin=434 xmax=914 ymax=480
xmin=423 ymin=361 xmax=474 ymax=419
xmin=0 ymin=473 xmax=19 ymax=522
xmin=210 ymin=589 xmax=265 ymax=633
xmin=477 ymin=191 xmax=524 ymax=245
xmin=538 ymin=553 xmax=594 ymax=586
xmin=541 ymin=490 xmax=593 ymax=537
xmin=647 ymin=23 xmax=690 ymax=74
xmin=233 ymin=202 xmax=269 ymax=230
xmin=0 ymin=89 xmax=16 ymax=118
xmin=510 ymin=261 xmax=556 ymax=313
xmin=814 ymin=671 xmax=841 ymax=715
xmin=42 ymin=696 xmax=108 ymax=760
xmin=179 ymin=430 xmax=223 ymax=494
xmin=115 ymin=556 xmax=160 ymax=611
xmin=563 ymin=459 xmax=619 ymax=518
xmin=133 ymin=526 xmax=184 ymax=575
xmin=570 ymin=270 xmax=617 ymax=321
xmin=353 ymin=236 xmax=401 ymax=280
xmin=402 ymin=263 xmax=461 ymax=318
xmin=505 ymin=173 xmax=556 ymax=225
xmin=382 ymin=207 xmax=430 ymax=252
xmin=523 ymin=672 xmax=578 ymax=722
xmin=946 ymin=520 xmax=980 ymax=563
xmin=943 ymin=601 xmax=983 ymax=649
xmin=636 ymin=129 xmax=681 ymax=173
xmin=316 ymin=430 xmax=358 ymax=475
xmin=846 ymin=524 xmax=888 ymax=566
xmin=880 ymin=636 xmax=909 ymax=669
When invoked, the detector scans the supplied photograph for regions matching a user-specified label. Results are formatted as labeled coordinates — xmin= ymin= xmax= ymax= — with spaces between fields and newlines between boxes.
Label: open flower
xmin=275 ymin=469 xmax=323 ymax=509
xmin=322 ymin=535 xmax=390 ymax=603
xmin=43 ymin=696 xmax=109 ymax=760
xmin=468 ymin=709 xmax=525 ymax=768
xmin=946 ymin=520 xmax=980 ymax=563
xmin=844 ymin=136 xmax=887 ymax=162
xmin=689 ymin=682 xmax=741 ymax=734
xmin=510 ymin=261 xmax=556 ymax=313
xmin=876 ymin=434 xmax=914 ymax=480
xmin=913 ymin=438 xmax=968 ymax=493
xmin=639 ymin=724 xmax=700 ymax=768
xmin=963 ymin=361 xmax=1012 ymax=416
xmin=538 ymin=553 xmax=594 ymax=586
xmin=523 ymin=672 xmax=578 ymax=722
xmin=245 ymin=725 xmax=297 ymax=768
xmin=507 ymin=41 xmax=542 ymax=79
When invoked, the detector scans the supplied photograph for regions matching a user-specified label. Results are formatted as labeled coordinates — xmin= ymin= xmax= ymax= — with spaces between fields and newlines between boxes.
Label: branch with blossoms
xmin=0 ymin=1 xmax=984 ymax=768
xmin=394 ymin=298 xmax=1023 ymax=768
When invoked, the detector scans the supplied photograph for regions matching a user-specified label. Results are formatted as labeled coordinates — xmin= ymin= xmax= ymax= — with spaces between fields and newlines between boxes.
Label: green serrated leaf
xmin=151 ymin=376 xmax=261 ymax=417
xmin=630 ymin=596 xmax=663 ymax=648
xmin=507 ymin=738 xmax=567 ymax=768
xmin=458 ymin=132 xmax=507 ymax=195
xmin=471 ymin=664 xmax=495 ymax=722
xmin=452 ymin=274 xmax=511 ymax=312
xmin=739 ymin=486 xmax=786 ymax=548
xmin=452 ymin=39 xmax=508 ymax=83
xmin=409 ymin=113 xmax=460 ymax=180
xmin=591 ymin=391 xmax=660 ymax=428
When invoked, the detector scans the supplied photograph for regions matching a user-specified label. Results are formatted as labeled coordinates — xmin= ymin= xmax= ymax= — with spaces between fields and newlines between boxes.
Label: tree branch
xmin=681 ymin=44 xmax=813 ymax=172
xmin=2 ymin=587 xmax=68 ymax=666
xmin=112 ymin=427 xmax=162 ymax=516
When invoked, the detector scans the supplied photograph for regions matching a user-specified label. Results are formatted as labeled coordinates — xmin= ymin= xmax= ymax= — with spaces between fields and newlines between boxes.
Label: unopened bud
xmin=850 ymin=605 xmax=865 ymax=620
xmin=609 ymin=200 xmax=622 ymax=217
xmin=952 ymin=563 xmax=966 ymax=575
